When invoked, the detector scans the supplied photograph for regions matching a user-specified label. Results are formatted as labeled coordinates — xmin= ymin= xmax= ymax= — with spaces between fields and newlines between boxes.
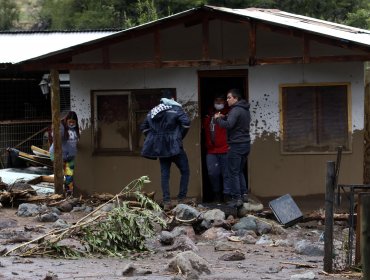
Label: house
xmin=0 ymin=30 xmax=117 ymax=167
xmin=12 ymin=5 xmax=370 ymax=200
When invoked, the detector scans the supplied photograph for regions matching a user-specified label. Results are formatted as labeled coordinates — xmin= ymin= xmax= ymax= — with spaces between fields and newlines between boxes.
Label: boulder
xmin=200 ymin=209 xmax=226 ymax=229
xmin=256 ymin=219 xmax=273 ymax=235
xmin=159 ymin=231 xmax=174 ymax=245
xmin=172 ymin=204 xmax=200 ymax=221
xmin=57 ymin=201 xmax=73 ymax=212
xmin=17 ymin=203 xmax=41 ymax=217
xmin=171 ymin=226 xmax=196 ymax=241
xmin=294 ymin=240 xmax=324 ymax=256
xmin=52 ymin=219 xmax=69 ymax=229
xmin=232 ymin=216 xmax=257 ymax=232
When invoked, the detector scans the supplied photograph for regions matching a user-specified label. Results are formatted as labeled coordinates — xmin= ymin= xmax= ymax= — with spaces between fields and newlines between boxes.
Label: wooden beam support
xmin=154 ymin=29 xmax=161 ymax=67
xmin=50 ymin=69 xmax=64 ymax=195
xmin=248 ymin=21 xmax=257 ymax=66
xmin=303 ymin=34 xmax=310 ymax=64
xmin=202 ymin=16 xmax=209 ymax=60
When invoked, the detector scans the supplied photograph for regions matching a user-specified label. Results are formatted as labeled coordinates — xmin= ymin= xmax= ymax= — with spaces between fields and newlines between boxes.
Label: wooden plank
xmin=50 ymin=69 xmax=64 ymax=194
xmin=31 ymin=145 xmax=50 ymax=157
xmin=202 ymin=16 xmax=209 ymax=60
xmin=248 ymin=21 xmax=257 ymax=66
xmin=324 ymin=161 xmax=335 ymax=273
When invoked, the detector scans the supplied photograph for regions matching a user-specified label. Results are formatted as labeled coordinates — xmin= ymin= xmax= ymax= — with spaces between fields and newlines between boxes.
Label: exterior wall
xmin=249 ymin=62 xmax=365 ymax=197
xmin=71 ymin=68 xmax=202 ymax=198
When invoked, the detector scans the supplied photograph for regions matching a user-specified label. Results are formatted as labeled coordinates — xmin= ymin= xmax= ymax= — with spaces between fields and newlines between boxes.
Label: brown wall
xmin=249 ymin=131 xmax=364 ymax=197
xmin=74 ymin=118 xmax=202 ymax=200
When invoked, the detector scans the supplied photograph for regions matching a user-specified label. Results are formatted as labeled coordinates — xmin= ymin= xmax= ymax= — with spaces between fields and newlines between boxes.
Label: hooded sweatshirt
xmin=215 ymin=99 xmax=250 ymax=144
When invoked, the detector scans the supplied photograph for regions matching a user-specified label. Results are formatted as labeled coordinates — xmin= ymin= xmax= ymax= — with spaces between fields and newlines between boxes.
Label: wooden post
xmin=361 ymin=194 xmax=370 ymax=279
xmin=50 ymin=69 xmax=64 ymax=194
xmin=324 ymin=161 xmax=335 ymax=273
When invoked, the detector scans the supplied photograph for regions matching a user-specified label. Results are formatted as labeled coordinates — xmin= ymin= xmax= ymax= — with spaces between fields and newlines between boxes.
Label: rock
xmin=219 ymin=251 xmax=245 ymax=261
xmin=201 ymin=227 xmax=232 ymax=240
xmin=167 ymin=235 xmax=198 ymax=252
xmin=171 ymin=226 xmax=196 ymax=241
xmin=238 ymin=202 xmax=264 ymax=216
xmin=235 ymin=229 xmax=257 ymax=239
xmin=214 ymin=241 xmax=240 ymax=251
xmin=160 ymin=231 xmax=174 ymax=245
xmin=167 ymin=251 xmax=211 ymax=280
xmin=295 ymin=240 xmax=324 ymax=256
xmin=71 ymin=205 xmax=86 ymax=212
xmin=38 ymin=212 xmax=59 ymax=223
xmin=101 ymin=203 xmax=114 ymax=212
xmin=44 ymin=272 xmax=59 ymax=280
xmin=122 ymin=263 xmax=152 ymax=276
xmin=290 ymin=271 xmax=316 ymax=279
xmin=241 ymin=234 xmax=257 ymax=244
xmin=58 ymin=201 xmax=73 ymax=212
xmin=172 ymin=204 xmax=200 ymax=221
xmin=256 ymin=219 xmax=272 ymax=235
xmin=84 ymin=206 xmax=93 ymax=213
xmin=17 ymin=203 xmax=41 ymax=217
xmin=232 ymin=216 xmax=257 ymax=232
xmin=200 ymin=209 xmax=226 ymax=229
xmin=256 ymin=234 xmax=273 ymax=245
xmin=52 ymin=219 xmax=69 ymax=229
xmin=275 ymin=239 xmax=293 ymax=247
xmin=57 ymin=238 xmax=86 ymax=252
xmin=50 ymin=207 xmax=62 ymax=215
xmin=0 ymin=218 xmax=17 ymax=230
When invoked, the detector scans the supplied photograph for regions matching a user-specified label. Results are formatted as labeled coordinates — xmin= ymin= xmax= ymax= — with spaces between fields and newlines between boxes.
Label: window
xmin=92 ymin=89 xmax=174 ymax=154
xmin=280 ymin=83 xmax=350 ymax=153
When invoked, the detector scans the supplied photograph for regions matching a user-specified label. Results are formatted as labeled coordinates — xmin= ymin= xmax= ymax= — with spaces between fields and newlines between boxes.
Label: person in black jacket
xmin=140 ymin=90 xmax=190 ymax=210
xmin=214 ymin=89 xmax=250 ymax=207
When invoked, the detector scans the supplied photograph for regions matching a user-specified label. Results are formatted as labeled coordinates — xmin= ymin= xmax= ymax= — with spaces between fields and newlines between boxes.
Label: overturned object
xmin=269 ymin=194 xmax=303 ymax=227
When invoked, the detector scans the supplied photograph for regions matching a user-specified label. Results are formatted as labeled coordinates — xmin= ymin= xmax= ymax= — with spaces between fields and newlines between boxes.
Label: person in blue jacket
xmin=140 ymin=90 xmax=190 ymax=210
xmin=49 ymin=111 xmax=80 ymax=196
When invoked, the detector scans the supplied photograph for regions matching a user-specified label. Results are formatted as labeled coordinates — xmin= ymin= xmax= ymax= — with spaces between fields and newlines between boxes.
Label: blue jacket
xmin=140 ymin=103 xmax=190 ymax=159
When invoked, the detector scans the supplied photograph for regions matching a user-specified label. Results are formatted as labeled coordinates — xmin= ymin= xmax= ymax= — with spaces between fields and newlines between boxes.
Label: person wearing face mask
xmin=49 ymin=111 xmax=80 ymax=196
xmin=203 ymin=95 xmax=230 ymax=202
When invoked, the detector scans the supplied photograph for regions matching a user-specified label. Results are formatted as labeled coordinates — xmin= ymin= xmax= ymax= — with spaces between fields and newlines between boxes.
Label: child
xmin=49 ymin=111 xmax=80 ymax=196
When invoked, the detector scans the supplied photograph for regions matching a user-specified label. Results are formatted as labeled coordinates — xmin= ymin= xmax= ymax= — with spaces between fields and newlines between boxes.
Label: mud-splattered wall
xmin=248 ymin=62 xmax=365 ymax=197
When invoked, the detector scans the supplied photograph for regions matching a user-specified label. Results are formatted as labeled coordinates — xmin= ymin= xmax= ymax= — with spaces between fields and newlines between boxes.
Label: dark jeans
xmin=227 ymin=142 xmax=250 ymax=199
xmin=159 ymin=148 xmax=190 ymax=202
xmin=206 ymin=153 xmax=229 ymax=194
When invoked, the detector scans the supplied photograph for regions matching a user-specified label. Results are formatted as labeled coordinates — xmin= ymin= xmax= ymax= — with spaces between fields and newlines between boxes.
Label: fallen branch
xmin=280 ymin=261 xmax=318 ymax=268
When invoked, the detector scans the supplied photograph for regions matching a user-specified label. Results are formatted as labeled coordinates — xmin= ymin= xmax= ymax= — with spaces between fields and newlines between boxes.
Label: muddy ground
xmin=0 ymin=207 xmax=361 ymax=280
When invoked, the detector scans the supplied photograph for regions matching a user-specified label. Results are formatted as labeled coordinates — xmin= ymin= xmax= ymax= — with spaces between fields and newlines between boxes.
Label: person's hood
xmin=233 ymin=99 xmax=250 ymax=110
xmin=150 ymin=104 xmax=172 ymax=119
xmin=161 ymin=98 xmax=182 ymax=107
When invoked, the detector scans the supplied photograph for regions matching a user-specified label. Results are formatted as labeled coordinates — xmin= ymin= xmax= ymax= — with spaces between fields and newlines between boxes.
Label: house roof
xmin=14 ymin=5 xmax=370 ymax=65
xmin=0 ymin=30 xmax=119 ymax=64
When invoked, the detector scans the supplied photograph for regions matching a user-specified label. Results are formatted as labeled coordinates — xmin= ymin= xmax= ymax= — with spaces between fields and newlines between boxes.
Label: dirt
xmin=0 ymin=208 xmax=361 ymax=280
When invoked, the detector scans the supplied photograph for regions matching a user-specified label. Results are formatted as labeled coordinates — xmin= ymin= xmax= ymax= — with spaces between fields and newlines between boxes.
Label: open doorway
xmin=198 ymin=70 xmax=248 ymax=202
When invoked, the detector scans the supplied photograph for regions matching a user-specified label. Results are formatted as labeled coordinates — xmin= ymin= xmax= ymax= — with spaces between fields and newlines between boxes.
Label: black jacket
xmin=140 ymin=104 xmax=190 ymax=158
xmin=216 ymin=100 xmax=250 ymax=144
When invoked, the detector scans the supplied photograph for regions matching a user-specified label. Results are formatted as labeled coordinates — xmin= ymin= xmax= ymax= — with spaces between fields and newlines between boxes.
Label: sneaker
xmin=163 ymin=201 xmax=172 ymax=211
xmin=242 ymin=193 xmax=248 ymax=203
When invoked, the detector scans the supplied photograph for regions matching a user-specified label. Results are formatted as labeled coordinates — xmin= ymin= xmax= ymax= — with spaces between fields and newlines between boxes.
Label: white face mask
xmin=214 ymin=103 xmax=224 ymax=111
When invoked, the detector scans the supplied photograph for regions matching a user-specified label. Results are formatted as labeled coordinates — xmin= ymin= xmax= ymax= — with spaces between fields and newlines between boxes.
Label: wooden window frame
xmin=279 ymin=82 xmax=352 ymax=155
xmin=91 ymin=88 xmax=175 ymax=156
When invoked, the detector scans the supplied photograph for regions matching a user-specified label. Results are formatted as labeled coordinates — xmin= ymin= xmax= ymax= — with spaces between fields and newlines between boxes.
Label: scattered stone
xmin=167 ymin=251 xmax=211 ymax=280
xmin=235 ymin=229 xmax=257 ymax=238
xmin=38 ymin=212 xmax=59 ymax=223
xmin=101 ymin=203 xmax=114 ymax=212
xmin=275 ymin=239 xmax=293 ymax=247
xmin=219 ymin=251 xmax=245 ymax=261
xmin=52 ymin=219 xmax=69 ymax=229
xmin=238 ymin=202 xmax=264 ymax=216
xmin=214 ymin=240 xmax=240 ymax=251
xmin=171 ymin=226 xmax=196 ymax=241
xmin=232 ymin=216 xmax=257 ymax=232
xmin=201 ymin=227 xmax=232 ymax=240
xmin=50 ymin=207 xmax=62 ymax=215
xmin=256 ymin=219 xmax=272 ymax=235
xmin=200 ymin=209 xmax=226 ymax=229
xmin=167 ymin=235 xmax=198 ymax=252
xmin=160 ymin=231 xmax=174 ymax=245
xmin=295 ymin=240 xmax=324 ymax=256
xmin=43 ymin=271 xmax=59 ymax=280
xmin=57 ymin=201 xmax=73 ymax=212
xmin=256 ymin=234 xmax=273 ymax=245
xmin=84 ymin=206 xmax=93 ymax=213
xmin=241 ymin=234 xmax=257 ymax=244
xmin=17 ymin=203 xmax=41 ymax=217
xmin=71 ymin=205 xmax=86 ymax=212
xmin=172 ymin=204 xmax=200 ymax=221
xmin=57 ymin=238 xmax=86 ymax=252
xmin=0 ymin=218 xmax=17 ymax=230
xmin=122 ymin=263 xmax=152 ymax=276
xmin=290 ymin=271 xmax=316 ymax=279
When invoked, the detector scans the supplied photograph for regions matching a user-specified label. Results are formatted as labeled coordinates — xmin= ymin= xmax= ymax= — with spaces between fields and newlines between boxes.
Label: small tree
xmin=0 ymin=0 xmax=20 ymax=30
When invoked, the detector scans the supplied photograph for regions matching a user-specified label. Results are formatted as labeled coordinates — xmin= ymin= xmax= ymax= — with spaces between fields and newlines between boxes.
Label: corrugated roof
xmin=0 ymin=30 xmax=118 ymax=64
xmin=209 ymin=6 xmax=370 ymax=47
